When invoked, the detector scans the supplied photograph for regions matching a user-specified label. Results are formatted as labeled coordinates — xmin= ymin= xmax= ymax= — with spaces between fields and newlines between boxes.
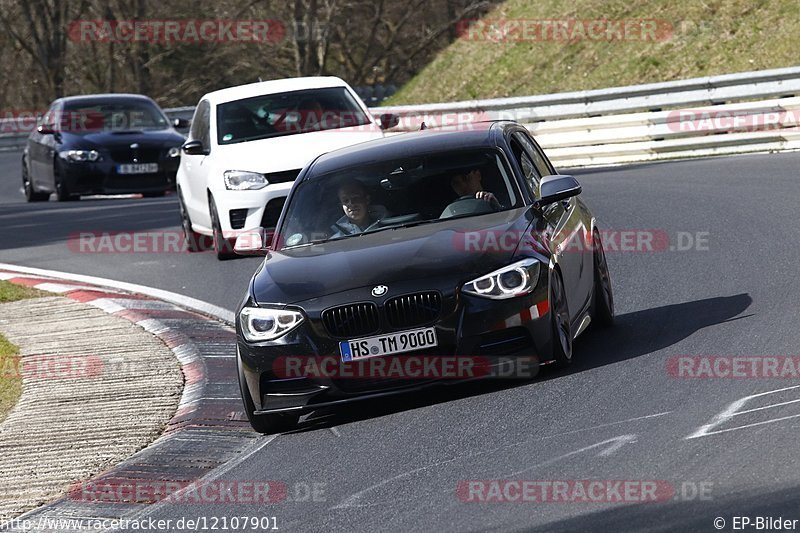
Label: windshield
xmin=216 ymin=87 xmax=371 ymax=144
xmin=61 ymin=100 xmax=169 ymax=132
xmin=279 ymin=149 xmax=520 ymax=249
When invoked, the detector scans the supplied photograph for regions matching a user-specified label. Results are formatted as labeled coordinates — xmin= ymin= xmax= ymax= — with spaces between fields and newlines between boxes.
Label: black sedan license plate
xmin=340 ymin=327 xmax=438 ymax=362
xmin=117 ymin=163 xmax=158 ymax=174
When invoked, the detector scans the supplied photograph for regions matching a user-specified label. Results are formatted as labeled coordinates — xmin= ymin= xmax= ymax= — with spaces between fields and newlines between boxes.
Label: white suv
xmin=177 ymin=76 xmax=395 ymax=259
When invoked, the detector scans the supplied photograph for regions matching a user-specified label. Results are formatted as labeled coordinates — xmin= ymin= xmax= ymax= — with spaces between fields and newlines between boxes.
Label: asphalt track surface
xmin=3 ymin=148 xmax=800 ymax=532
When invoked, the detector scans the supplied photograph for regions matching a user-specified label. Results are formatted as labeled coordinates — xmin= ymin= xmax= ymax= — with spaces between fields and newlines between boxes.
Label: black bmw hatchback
xmin=22 ymin=93 xmax=185 ymax=201
xmin=235 ymin=121 xmax=614 ymax=433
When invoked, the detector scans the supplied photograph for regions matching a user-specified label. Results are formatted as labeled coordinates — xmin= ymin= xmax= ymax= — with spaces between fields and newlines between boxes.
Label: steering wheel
xmin=440 ymin=196 xmax=495 ymax=219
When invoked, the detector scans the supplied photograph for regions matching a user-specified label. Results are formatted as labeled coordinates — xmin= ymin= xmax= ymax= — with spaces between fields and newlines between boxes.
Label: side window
xmin=516 ymin=131 xmax=555 ymax=177
xmin=190 ymin=100 xmax=211 ymax=150
xmin=40 ymin=104 xmax=58 ymax=129
xmin=510 ymin=137 xmax=541 ymax=197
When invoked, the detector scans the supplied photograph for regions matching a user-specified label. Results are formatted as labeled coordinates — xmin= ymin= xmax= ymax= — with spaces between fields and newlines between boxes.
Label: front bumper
xmin=59 ymin=157 xmax=179 ymax=194
xmin=214 ymin=182 xmax=294 ymax=238
xmin=237 ymin=274 xmax=553 ymax=414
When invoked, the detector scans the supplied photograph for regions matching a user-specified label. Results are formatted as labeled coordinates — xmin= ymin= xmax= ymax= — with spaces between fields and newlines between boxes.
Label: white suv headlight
xmin=240 ymin=306 xmax=304 ymax=342
xmin=224 ymin=170 xmax=268 ymax=190
xmin=462 ymin=258 xmax=541 ymax=300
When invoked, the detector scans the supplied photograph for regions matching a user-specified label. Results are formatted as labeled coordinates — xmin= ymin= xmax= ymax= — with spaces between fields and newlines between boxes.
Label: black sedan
xmin=22 ymin=93 xmax=186 ymax=201
xmin=235 ymin=121 xmax=614 ymax=433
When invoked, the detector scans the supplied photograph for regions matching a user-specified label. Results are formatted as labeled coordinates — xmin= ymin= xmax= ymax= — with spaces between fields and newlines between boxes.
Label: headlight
xmin=462 ymin=258 xmax=541 ymax=300
xmin=224 ymin=170 xmax=268 ymax=191
xmin=240 ymin=306 xmax=303 ymax=342
xmin=167 ymin=146 xmax=181 ymax=158
xmin=59 ymin=149 xmax=101 ymax=162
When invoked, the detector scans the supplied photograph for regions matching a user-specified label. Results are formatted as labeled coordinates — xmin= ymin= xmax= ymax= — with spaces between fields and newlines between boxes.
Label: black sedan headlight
xmin=58 ymin=149 xmax=101 ymax=162
xmin=462 ymin=258 xmax=541 ymax=299
xmin=240 ymin=306 xmax=304 ymax=342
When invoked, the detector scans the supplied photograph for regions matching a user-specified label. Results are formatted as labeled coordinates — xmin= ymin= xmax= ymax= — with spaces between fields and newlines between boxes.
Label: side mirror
xmin=533 ymin=175 xmax=582 ymax=209
xmin=182 ymin=139 xmax=209 ymax=156
xmin=37 ymin=124 xmax=55 ymax=135
xmin=173 ymin=118 xmax=189 ymax=129
xmin=234 ymin=230 xmax=272 ymax=256
xmin=378 ymin=113 xmax=400 ymax=130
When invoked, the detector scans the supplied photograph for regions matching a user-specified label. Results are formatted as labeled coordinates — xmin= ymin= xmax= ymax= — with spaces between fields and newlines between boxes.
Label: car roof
xmin=56 ymin=93 xmax=159 ymax=106
xmin=200 ymin=76 xmax=352 ymax=105
xmin=305 ymin=122 xmax=511 ymax=177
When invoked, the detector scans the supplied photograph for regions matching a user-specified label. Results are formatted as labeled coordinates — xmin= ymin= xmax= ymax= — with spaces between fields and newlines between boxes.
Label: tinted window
xmin=40 ymin=103 xmax=59 ymax=128
xmin=216 ymin=87 xmax=371 ymax=145
xmin=510 ymin=136 xmax=540 ymax=196
xmin=190 ymin=100 xmax=211 ymax=149
xmin=515 ymin=131 xmax=554 ymax=177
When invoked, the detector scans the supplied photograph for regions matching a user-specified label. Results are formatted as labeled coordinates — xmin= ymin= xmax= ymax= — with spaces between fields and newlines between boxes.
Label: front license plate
xmin=340 ymin=327 xmax=438 ymax=362
xmin=117 ymin=163 xmax=158 ymax=174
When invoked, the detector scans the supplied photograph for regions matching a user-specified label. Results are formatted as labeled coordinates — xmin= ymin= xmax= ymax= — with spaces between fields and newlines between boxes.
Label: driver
xmin=450 ymin=169 xmax=502 ymax=210
xmin=330 ymin=179 xmax=387 ymax=238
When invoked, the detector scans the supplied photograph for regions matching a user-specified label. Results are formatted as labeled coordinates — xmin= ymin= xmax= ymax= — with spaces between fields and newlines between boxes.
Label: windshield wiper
xmin=363 ymin=218 xmax=440 ymax=235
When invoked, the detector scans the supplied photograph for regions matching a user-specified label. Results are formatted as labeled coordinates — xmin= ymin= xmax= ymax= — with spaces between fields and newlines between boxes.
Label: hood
xmin=61 ymin=129 xmax=184 ymax=148
xmin=213 ymin=127 xmax=384 ymax=173
xmin=252 ymin=208 xmax=544 ymax=305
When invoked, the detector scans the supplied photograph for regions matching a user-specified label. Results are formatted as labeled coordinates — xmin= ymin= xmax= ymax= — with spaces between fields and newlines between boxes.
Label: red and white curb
xmin=0 ymin=265 xmax=266 ymax=527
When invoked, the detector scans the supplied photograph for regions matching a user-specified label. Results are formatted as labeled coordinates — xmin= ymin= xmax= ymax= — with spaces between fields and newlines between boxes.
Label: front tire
xmin=592 ymin=230 xmax=615 ymax=327
xmin=208 ymin=195 xmax=236 ymax=260
xmin=178 ymin=192 xmax=205 ymax=252
xmin=22 ymin=158 xmax=48 ymax=202
xmin=550 ymin=269 xmax=573 ymax=366
xmin=237 ymin=354 xmax=299 ymax=434
xmin=54 ymin=162 xmax=79 ymax=202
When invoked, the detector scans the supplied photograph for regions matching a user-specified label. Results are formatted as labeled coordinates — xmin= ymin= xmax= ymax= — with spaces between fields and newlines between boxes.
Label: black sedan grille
xmin=322 ymin=303 xmax=380 ymax=338
xmin=385 ymin=292 xmax=441 ymax=329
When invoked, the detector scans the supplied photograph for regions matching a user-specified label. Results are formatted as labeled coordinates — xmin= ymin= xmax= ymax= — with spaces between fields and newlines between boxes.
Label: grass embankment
xmin=388 ymin=0 xmax=800 ymax=105
xmin=0 ymin=281 xmax=45 ymax=422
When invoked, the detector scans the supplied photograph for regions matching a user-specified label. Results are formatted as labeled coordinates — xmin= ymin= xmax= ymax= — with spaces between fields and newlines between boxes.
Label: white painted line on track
xmin=510 ymin=434 xmax=638 ymax=476
xmin=686 ymin=385 xmax=800 ymax=439
xmin=0 ymin=263 xmax=234 ymax=323
xmin=540 ymin=411 xmax=672 ymax=440
xmin=334 ymin=433 xmax=640 ymax=510
xmin=32 ymin=282 xmax=102 ymax=293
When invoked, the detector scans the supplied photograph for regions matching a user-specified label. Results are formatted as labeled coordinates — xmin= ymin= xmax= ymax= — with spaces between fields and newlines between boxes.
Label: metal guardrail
xmin=3 ymin=66 xmax=800 ymax=166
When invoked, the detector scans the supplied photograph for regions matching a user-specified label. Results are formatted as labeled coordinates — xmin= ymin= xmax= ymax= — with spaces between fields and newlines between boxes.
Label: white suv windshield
xmin=279 ymin=149 xmax=520 ymax=249
xmin=216 ymin=87 xmax=371 ymax=145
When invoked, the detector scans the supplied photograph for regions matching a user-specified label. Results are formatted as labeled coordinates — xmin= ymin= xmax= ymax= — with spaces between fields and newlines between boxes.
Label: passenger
xmin=450 ymin=168 xmax=502 ymax=210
